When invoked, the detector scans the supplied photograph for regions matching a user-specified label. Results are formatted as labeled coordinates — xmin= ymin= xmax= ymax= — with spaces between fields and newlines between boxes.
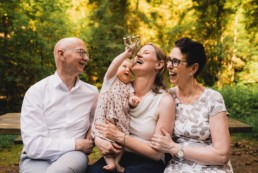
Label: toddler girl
xmin=92 ymin=39 xmax=140 ymax=172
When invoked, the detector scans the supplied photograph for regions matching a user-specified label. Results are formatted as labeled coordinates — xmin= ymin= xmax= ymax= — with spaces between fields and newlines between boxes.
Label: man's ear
xmin=155 ymin=60 xmax=164 ymax=70
xmin=190 ymin=63 xmax=199 ymax=76
xmin=58 ymin=50 xmax=65 ymax=61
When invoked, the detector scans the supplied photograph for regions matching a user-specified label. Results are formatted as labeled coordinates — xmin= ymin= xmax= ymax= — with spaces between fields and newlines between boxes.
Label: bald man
xmin=20 ymin=37 xmax=99 ymax=173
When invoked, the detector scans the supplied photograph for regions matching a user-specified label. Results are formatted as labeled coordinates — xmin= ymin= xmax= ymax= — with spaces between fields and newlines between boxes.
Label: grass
xmin=0 ymin=144 xmax=22 ymax=167
xmin=0 ymin=135 xmax=101 ymax=168
xmin=0 ymin=135 xmax=18 ymax=149
xmin=0 ymin=135 xmax=22 ymax=167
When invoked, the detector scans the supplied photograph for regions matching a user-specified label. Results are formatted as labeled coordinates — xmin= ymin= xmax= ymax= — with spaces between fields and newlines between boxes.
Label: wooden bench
xmin=0 ymin=112 xmax=253 ymax=144
xmin=228 ymin=117 xmax=253 ymax=133
xmin=0 ymin=113 xmax=21 ymax=144
xmin=0 ymin=113 xmax=20 ymax=135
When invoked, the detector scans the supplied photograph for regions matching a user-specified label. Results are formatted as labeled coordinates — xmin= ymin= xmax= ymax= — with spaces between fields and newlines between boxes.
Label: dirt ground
xmin=0 ymin=137 xmax=257 ymax=173
xmin=230 ymin=138 xmax=258 ymax=173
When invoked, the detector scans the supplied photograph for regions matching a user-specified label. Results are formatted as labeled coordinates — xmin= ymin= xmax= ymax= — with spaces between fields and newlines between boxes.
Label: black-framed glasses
xmin=166 ymin=57 xmax=187 ymax=67
xmin=65 ymin=49 xmax=89 ymax=58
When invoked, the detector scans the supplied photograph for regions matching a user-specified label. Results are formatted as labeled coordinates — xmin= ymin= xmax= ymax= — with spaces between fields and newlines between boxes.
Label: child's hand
xmin=125 ymin=46 xmax=134 ymax=55
xmin=123 ymin=35 xmax=140 ymax=55
xmin=129 ymin=95 xmax=141 ymax=107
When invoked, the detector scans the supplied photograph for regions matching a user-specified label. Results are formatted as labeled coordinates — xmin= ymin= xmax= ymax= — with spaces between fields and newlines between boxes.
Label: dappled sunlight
xmin=0 ymin=0 xmax=257 ymax=136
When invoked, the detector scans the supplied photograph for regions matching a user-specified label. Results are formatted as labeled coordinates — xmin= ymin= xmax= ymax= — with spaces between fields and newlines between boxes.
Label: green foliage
xmin=242 ymin=0 xmax=258 ymax=41
xmin=84 ymin=0 xmax=130 ymax=88
xmin=0 ymin=135 xmax=17 ymax=149
xmin=0 ymin=0 xmax=257 ymax=117
xmin=0 ymin=0 xmax=76 ymax=112
xmin=191 ymin=0 xmax=232 ymax=85
xmin=0 ymin=137 xmax=22 ymax=166
xmin=218 ymin=84 xmax=258 ymax=136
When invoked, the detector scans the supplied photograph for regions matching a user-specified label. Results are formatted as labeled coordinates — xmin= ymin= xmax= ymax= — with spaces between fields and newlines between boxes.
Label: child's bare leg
xmin=103 ymin=155 xmax=115 ymax=171
xmin=115 ymin=148 xmax=124 ymax=173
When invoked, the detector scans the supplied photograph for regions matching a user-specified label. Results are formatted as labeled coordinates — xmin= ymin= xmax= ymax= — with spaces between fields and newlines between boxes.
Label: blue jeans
xmin=87 ymin=151 xmax=165 ymax=173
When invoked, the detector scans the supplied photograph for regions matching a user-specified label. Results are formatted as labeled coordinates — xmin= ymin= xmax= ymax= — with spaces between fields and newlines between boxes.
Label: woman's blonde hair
xmin=146 ymin=43 xmax=167 ymax=94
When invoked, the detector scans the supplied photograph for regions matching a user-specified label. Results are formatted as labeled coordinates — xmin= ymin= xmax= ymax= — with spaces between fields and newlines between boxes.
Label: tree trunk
xmin=229 ymin=14 xmax=238 ymax=83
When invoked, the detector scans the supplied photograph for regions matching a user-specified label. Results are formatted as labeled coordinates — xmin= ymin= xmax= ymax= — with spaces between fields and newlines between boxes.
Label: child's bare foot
xmin=116 ymin=164 xmax=125 ymax=173
xmin=103 ymin=156 xmax=115 ymax=171
xmin=103 ymin=163 xmax=115 ymax=171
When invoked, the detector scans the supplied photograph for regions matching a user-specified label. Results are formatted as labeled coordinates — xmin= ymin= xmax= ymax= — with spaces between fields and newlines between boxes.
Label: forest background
xmin=0 ymin=1 xmax=257 ymax=172
xmin=0 ymin=0 xmax=257 ymax=136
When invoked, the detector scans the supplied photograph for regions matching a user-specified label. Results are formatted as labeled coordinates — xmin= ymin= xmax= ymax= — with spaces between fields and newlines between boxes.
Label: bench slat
xmin=0 ymin=113 xmax=21 ymax=135
xmin=228 ymin=118 xmax=253 ymax=133
xmin=0 ymin=113 xmax=253 ymax=144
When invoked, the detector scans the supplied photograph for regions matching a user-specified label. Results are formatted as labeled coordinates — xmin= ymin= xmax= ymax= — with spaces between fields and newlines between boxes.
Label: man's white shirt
xmin=21 ymin=72 xmax=98 ymax=161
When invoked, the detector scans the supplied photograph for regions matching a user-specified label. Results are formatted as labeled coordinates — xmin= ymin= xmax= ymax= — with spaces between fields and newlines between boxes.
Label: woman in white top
xmin=149 ymin=37 xmax=233 ymax=173
xmin=87 ymin=43 xmax=175 ymax=173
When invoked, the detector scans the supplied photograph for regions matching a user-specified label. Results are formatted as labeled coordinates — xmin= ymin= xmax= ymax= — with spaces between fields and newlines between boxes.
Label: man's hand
xmin=75 ymin=139 xmax=94 ymax=155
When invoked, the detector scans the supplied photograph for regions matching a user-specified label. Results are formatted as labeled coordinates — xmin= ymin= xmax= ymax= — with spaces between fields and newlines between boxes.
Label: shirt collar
xmin=53 ymin=71 xmax=80 ymax=90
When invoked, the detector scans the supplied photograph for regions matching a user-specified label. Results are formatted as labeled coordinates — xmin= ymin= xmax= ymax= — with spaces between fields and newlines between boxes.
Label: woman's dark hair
xmin=175 ymin=37 xmax=206 ymax=77
xmin=146 ymin=43 xmax=167 ymax=93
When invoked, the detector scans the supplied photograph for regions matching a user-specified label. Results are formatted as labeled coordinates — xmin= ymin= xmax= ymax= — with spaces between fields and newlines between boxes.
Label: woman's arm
xmin=154 ymin=93 xmax=175 ymax=136
xmin=96 ymin=93 xmax=175 ymax=160
xmin=126 ymin=93 xmax=175 ymax=160
xmin=180 ymin=112 xmax=230 ymax=165
xmin=150 ymin=112 xmax=230 ymax=165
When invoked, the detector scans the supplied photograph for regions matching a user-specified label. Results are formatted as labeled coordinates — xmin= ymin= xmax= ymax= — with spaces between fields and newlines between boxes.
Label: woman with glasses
xmin=87 ymin=43 xmax=175 ymax=173
xmin=149 ymin=37 xmax=233 ymax=173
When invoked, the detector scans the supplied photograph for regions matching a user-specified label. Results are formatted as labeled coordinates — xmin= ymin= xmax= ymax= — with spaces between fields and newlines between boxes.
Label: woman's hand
xmin=149 ymin=128 xmax=175 ymax=153
xmin=95 ymin=137 xmax=122 ymax=156
xmin=95 ymin=120 xmax=124 ymax=143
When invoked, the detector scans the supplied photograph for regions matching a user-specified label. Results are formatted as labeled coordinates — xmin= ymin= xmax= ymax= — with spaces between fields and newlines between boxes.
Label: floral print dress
xmin=92 ymin=76 xmax=132 ymax=140
xmin=165 ymin=88 xmax=234 ymax=173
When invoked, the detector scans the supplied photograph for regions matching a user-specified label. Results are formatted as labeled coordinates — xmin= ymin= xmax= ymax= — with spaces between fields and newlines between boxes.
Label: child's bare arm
xmin=106 ymin=48 xmax=132 ymax=81
xmin=106 ymin=35 xmax=140 ymax=81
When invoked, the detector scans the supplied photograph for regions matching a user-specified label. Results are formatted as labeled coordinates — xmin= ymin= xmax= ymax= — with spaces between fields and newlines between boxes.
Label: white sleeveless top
xmin=129 ymin=90 xmax=165 ymax=142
